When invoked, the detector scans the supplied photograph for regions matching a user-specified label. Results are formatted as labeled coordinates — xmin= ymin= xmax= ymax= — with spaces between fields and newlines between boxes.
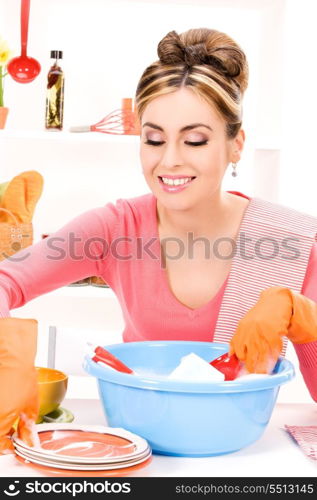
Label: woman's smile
xmin=158 ymin=175 xmax=196 ymax=193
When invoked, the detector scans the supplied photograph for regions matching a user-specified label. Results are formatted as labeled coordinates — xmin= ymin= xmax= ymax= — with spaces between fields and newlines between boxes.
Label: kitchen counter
xmin=1 ymin=400 xmax=316 ymax=477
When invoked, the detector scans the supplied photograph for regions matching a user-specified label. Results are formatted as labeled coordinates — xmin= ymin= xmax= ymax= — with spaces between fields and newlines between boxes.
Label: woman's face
xmin=140 ymin=87 xmax=244 ymax=210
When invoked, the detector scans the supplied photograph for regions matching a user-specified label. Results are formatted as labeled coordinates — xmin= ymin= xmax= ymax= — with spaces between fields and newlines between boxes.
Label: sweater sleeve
xmin=0 ymin=203 xmax=119 ymax=317
xmin=293 ymin=242 xmax=317 ymax=401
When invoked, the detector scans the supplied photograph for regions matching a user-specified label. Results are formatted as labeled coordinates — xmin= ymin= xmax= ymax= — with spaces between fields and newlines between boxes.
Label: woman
xmin=0 ymin=28 xmax=317 ymax=450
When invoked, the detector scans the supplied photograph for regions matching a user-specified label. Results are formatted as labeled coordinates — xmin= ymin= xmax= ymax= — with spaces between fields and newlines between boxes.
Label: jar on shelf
xmin=90 ymin=276 xmax=109 ymax=287
xmin=67 ymin=278 xmax=90 ymax=287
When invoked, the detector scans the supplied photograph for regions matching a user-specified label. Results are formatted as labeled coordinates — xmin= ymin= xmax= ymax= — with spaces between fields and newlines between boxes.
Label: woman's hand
xmin=0 ymin=318 xmax=39 ymax=453
xmin=229 ymin=287 xmax=317 ymax=373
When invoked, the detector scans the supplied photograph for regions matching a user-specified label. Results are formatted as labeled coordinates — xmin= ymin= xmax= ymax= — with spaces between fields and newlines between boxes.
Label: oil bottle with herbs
xmin=45 ymin=51 xmax=64 ymax=130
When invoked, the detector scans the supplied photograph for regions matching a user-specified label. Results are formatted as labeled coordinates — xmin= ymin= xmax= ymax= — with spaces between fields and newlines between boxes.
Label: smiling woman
xmin=0 ymin=27 xmax=317 ymax=452
xmin=139 ymin=87 xmax=245 ymax=223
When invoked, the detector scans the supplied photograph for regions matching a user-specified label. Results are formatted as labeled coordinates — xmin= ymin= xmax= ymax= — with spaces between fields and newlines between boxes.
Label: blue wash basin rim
xmin=83 ymin=341 xmax=295 ymax=394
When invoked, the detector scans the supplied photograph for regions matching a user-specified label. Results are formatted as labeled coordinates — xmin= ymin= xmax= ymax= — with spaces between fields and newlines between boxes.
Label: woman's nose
xmin=160 ymin=142 xmax=183 ymax=169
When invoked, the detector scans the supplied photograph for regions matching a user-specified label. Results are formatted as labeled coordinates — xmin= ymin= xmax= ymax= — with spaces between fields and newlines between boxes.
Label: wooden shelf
xmin=0 ymin=130 xmax=281 ymax=151
xmin=0 ymin=129 xmax=140 ymax=143
xmin=47 ymin=285 xmax=115 ymax=299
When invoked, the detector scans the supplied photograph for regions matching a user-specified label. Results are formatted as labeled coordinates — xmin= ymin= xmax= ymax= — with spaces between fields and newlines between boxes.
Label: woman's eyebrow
xmin=142 ymin=122 xmax=213 ymax=132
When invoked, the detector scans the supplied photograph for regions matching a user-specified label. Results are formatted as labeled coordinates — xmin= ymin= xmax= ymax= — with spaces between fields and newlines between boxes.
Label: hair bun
xmin=157 ymin=28 xmax=248 ymax=93
xmin=183 ymin=44 xmax=209 ymax=66
xmin=157 ymin=30 xmax=185 ymax=64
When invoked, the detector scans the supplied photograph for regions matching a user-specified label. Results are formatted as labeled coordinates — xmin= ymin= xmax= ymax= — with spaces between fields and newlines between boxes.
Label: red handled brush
xmin=88 ymin=344 xmax=134 ymax=374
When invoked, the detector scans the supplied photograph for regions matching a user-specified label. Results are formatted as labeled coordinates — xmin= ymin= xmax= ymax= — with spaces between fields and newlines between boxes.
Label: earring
xmin=231 ymin=162 xmax=238 ymax=177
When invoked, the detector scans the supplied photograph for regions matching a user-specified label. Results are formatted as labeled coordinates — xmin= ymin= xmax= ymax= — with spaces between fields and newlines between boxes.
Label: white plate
xmin=14 ymin=443 xmax=151 ymax=466
xmin=15 ymin=448 xmax=152 ymax=471
xmin=13 ymin=423 xmax=150 ymax=464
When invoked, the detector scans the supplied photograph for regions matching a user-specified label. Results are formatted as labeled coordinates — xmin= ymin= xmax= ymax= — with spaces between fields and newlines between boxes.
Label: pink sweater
xmin=0 ymin=191 xmax=316 ymax=400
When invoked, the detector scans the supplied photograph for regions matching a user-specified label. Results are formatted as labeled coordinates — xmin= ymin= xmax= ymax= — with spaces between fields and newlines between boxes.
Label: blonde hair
xmin=135 ymin=28 xmax=248 ymax=138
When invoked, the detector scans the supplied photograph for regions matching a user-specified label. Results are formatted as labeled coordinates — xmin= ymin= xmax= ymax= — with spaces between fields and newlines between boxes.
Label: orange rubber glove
xmin=229 ymin=287 xmax=317 ymax=374
xmin=0 ymin=318 xmax=39 ymax=454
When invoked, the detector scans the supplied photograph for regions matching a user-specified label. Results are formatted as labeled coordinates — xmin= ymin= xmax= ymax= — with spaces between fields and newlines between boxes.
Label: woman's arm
xmin=0 ymin=203 xmax=119 ymax=317
xmin=293 ymin=242 xmax=317 ymax=401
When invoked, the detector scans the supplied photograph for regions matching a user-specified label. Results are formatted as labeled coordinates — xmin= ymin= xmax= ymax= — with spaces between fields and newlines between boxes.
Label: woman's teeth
xmin=160 ymin=177 xmax=194 ymax=186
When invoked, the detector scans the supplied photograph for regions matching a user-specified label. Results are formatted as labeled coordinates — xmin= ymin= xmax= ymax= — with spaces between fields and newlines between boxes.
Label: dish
xmin=15 ymin=455 xmax=152 ymax=477
xmin=42 ymin=407 xmax=74 ymax=423
xmin=36 ymin=367 xmax=68 ymax=418
xmin=12 ymin=423 xmax=151 ymax=471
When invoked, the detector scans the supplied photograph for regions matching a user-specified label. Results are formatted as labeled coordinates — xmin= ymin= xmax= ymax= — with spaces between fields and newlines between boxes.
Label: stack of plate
xmin=12 ymin=423 xmax=151 ymax=471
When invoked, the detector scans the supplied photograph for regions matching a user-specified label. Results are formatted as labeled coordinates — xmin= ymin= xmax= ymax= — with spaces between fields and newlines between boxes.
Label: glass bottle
xmin=45 ymin=51 xmax=64 ymax=130
xmin=90 ymin=276 xmax=109 ymax=288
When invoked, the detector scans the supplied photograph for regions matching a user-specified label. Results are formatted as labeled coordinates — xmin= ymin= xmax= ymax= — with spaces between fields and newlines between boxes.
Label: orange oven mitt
xmin=0 ymin=170 xmax=44 ymax=224
xmin=0 ymin=318 xmax=39 ymax=453
xmin=229 ymin=287 xmax=317 ymax=373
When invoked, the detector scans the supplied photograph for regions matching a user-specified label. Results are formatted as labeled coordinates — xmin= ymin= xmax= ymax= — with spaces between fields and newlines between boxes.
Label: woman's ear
xmin=231 ymin=129 xmax=245 ymax=163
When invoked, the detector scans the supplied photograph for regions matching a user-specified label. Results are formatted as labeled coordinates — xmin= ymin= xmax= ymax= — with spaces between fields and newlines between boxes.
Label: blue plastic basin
xmin=83 ymin=341 xmax=295 ymax=457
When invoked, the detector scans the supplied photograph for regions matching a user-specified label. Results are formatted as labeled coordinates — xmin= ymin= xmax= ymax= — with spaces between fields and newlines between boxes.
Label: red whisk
xmin=69 ymin=98 xmax=140 ymax=136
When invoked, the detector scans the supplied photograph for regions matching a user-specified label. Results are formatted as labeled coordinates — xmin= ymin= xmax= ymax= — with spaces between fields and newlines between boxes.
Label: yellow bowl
xmin=36 ymin=367 xmax=68 ymax=419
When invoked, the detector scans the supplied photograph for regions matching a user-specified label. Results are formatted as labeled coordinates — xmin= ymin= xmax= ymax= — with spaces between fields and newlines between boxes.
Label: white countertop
xmin=1 ymin=400 xmax=317 ymax=477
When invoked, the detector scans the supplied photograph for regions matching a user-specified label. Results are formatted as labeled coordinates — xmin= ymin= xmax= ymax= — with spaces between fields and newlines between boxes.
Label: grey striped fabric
xmin=213 ymin=197 xmax=317 ymax=357
xmin=285 ymin=425 xmax=317 ymax=460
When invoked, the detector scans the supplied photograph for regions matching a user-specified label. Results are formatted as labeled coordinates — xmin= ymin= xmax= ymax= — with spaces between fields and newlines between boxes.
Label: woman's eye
xmin=144 ymin=140 xmax=208 ymax=147
xmin=185 ymin=141 xmax=208 ymax=146
xmin=144 ymin=139 xmax=165 ymax=146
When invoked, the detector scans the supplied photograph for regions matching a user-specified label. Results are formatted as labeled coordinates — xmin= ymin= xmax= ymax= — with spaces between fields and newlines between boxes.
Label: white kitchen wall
xmin=1 ymin=0 xmax=316 ymax=404
xmin=279 ymin=0 xmax=317 ymax=215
